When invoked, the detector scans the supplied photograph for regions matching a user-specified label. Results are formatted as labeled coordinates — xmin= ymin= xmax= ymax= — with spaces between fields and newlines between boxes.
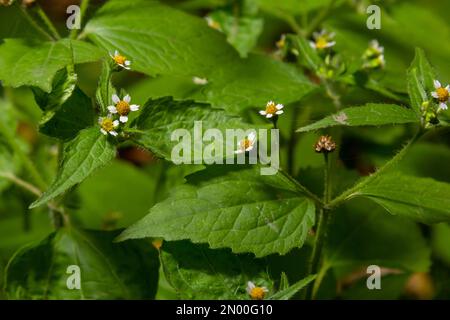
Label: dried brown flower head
xmin=315 ymin=135 xmax=336 ymax=153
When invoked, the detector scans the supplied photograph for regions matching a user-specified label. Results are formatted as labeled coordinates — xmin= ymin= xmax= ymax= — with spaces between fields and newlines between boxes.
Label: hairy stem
xmin=327 ymin=129 xmax=423 ymax=209
xmin=70 ymin=0 xmax=90 ymax=39
xmin=306 ymin=152 xmax=332 ymax=299
xmin=35 ymin=5 xmax=61 ymax=40
xmin=279 ymin=169 xmax=325 ymax=207
xmin=18 ymin=4 xmax=54 ymax=41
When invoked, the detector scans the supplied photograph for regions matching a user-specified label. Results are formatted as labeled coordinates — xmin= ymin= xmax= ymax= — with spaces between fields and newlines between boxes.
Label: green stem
xmin=305 ymin=0 xmax=337 ymax=37
xmin=35 ymin=6 xmax=60 ymax=40
xmin=279 ymin=169 xmax=325 ymax=207
xmin=18 ymin=4 xmax=54 ymax=41
xmin=327 ymin=130 xmax=423 ymax=209
xmin=70 ymin=0 xmax=90 ymax=39
xmin=306 ymin=152 xmax=332 ymax=299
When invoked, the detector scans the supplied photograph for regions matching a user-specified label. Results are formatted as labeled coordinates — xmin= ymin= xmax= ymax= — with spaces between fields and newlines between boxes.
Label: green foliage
xmin=297 ymin=104 xmax=419 ymax=132
xmin=5 ymin=228 xmax=159 ymax=299
xmin=30 ymin=127 xmax=116 ymax=208
xmin=117 ymin=166 xmax=315 ymax=257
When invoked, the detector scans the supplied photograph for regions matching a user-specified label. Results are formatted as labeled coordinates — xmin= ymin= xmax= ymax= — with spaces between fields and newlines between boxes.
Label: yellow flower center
xmin=113 ymin=54 xmax=127 ymax=65
xmin=101 ymin=118 xmax=114 ymax=132
xmin=250 ymin=287 xmax=266 ymax=300
xmin=276 ymin=37 xmax=285 ymax=49
xmin=315 ymin=37 xmax=329 ymax=49
xmin=265 ymin=102 xmax=277 ymax=115
xmin=116 ymin=100 xmax=130 ymax=115
xmin=240 ymin=138 xmax=252 ymax=150
xmin=436 ymin=87 xmax=449 ymax=102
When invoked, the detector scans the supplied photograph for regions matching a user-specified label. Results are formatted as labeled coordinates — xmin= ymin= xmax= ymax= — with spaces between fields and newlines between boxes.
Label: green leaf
xmin=327 ymin=200 xmax=431 ymax=274
xmin=207 ymin=10 xmax=263 ymax=58
xmin=268 ymin=275 xmax=316 ymax=300
xmin=353 ymin=173 xmax=450 ymax=223
xmin=289 ymin=35 xmax=322 ymax=71
xmin=160 ymin=240 xmax=273 ymax=299
xmin=95 ymin=59 xmax=116 ymax=113
xmin=130 ymin=97 xmax=256 ymax=162
xmin=30 ymin=127 xmax=116 ymax=208
xmin=0 ymin=39 xmax=104 ymax=92
xmin=39 ymin=87 xmax=95 ymax=141
xmin=407 ymin=48 xmax=437 ymax=114
xmin=5 ymin=228 xmax=159 ymax=299
xmin=0 ymin=3 xmax=50 ymax=40
xmin=296 ymin=104 xmax=419 ymax=132
xmin=117 ymin=166 xmax=315 ymax=257
xmin=84 ymin=0 xmax=314 ymax=113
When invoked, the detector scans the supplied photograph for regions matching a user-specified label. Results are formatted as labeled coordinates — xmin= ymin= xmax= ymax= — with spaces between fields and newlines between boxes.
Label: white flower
xmin=107 ymin=94 xmax=140 ymax=123
xmin=192 ymin=76 xmax=208 ymax=85
xmin=99 ymin=116 xmax=119 ymax=136
xmin=259 ymin=101 xmax=284 ymax=119
xmin=431 ymin=80 xmax=449 ymax=111
xmin=109 ymin=50 xmax=131 ymax=70
xmin=369 ymin=39 xmax=384 ymax=54
xmin=235 ymin=132 xmax=256 ymax=154
xmin=309 ymin=29 xmax=336 ymax=50
xmin=246 ymin=281 xmax=268 ymax=300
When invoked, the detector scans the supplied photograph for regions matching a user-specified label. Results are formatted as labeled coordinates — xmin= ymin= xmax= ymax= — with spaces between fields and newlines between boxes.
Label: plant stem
xmin=327 ymin=129 xmax=423 ymax=209
xmin=70 ymin=0 xmax=90 ymax=39
xmin=18 ymin=4 xmax=54 ymax=41
xmin=35 ymin=5 xmax=60 ymax=40
xmin=306 ymin=152 xmax=332 ymax=299
xmin=305 ymin=0 xmax=337 ymax=37
xmin=279 ymin=169 xmax=325 ymax=207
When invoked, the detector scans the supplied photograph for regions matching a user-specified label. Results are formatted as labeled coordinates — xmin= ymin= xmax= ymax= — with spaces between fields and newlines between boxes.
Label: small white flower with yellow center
xmin=107 ymin=94 xmax=140 ymax=123
xmin=310 ymin=30 xmax=336 ymax=50
xmin=431 ymin=80 xmax=449 ymax=111
xmin=246 ymin=281 xmax=268 ymax=300
xmin=99 ymin=116 xmax=119 ymax=136
xmin=110 ymin=50 xmax=131 ymax=70
xmin=259 ymin=101 xmax=284 ymax=119
xmin=235 ymin=132 xmax=256 ymax=154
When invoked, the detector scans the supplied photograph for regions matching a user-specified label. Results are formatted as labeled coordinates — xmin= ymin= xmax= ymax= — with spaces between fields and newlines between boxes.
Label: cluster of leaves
xmin=0 ymin=0 xmax=450 ymax=300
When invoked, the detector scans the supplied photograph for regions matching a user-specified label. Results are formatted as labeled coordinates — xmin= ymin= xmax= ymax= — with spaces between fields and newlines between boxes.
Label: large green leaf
xmin=407 ymin=48 xmax=437 ymax=114
xmin=130 ymin=97 xmax=256 ymax=162
xmin=5 ymin=228 xmax=159 ymax=299
xmin=84 ymin=0 xmax=314 ymax=113
xmin=0 ymin=39 xmax=104 ymax=92
xmin=30 ymin=127 xmax=116 ymax=208
xmin=95 ymin=59 xmax=116 ymax=113
xmin=296 ymin=104 xmax=419 ymax=132
xmin=117 ymin=166 xmax=315 ymax=257
xmin=160 ymin=240 xmax=273 ymax=299
xmin=39 ymin=87 xmax=95 ymax=141
xmin=326 ymin=200 xmax=431 ymax=275
xmin=353 ymin=173 xmax=450 ymax=223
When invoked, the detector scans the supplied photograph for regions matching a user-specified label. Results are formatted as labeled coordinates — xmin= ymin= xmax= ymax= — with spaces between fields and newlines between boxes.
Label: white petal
xmin=234 ymin=149 xmax=244 ymax=154
xmin=245 ymin=145 xmax=254 ymax=152
xmin=431 ymin=92 xmax=439 ymax=99
xmin=246 ymin=281 xmax=255 ymax=294
xmin=259 ymin=110 xmax=267 ymax=115
xmin=107 ymin=106 xmax=117 ymax=113
xmin=125 ymin=60 xmax=131 ymax=66
xmin=326 ymin=41 xmax=336 ymax=47
xmin=109 ymin=52 xmax=114 ymax=58
xmin=112 ymin=94 xmax=120 ymax=104
xmin=123 ymin=65 xmax=131 ymax=70
xmin=114 ymin=50 xmax=119 ymax=56
xmin=110 ymin=131 xmax=118 ymax=137
xmin=248 ymin=132 xmax=256 ymax=141
xmin=130 ymin=104 xmax=140 ymax=111
xmin=266 ymin=114 xmax=273 ymax=119
xmin=119 ymin=116 xmax=128 ymax=123
xmin=113 ymin=120 xmax=120 ymax=127
xmin=262 ymin=287 xmax=269 ymax=293
xmin=439 ymin=102 xmax=448 ymax=111
xmin=267 ymin=101 xmax=274 ymax=106
xmin=276 ymin=110 xmax=284 ymax=115
xmin=309 ymin=41 xmax=316 ymax=49
xmin=276 ymin=104 xmax=284 ymax=110
xmin=123 ymin=94 xmax=131 ymax=103
xmin=98 ymin=117 xmax=103 ymax=124
xmin=445 ymin=85 xmax=450 ymax=91
xmin=434 ymin=80 xmax=441 ymax=89
xmin=100 ymin=128 xmax=107 ymax=135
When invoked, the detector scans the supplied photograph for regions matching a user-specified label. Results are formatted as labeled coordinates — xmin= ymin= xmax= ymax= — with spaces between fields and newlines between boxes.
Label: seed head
xmin=315 ymin=135 xmax=336 ymax=153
